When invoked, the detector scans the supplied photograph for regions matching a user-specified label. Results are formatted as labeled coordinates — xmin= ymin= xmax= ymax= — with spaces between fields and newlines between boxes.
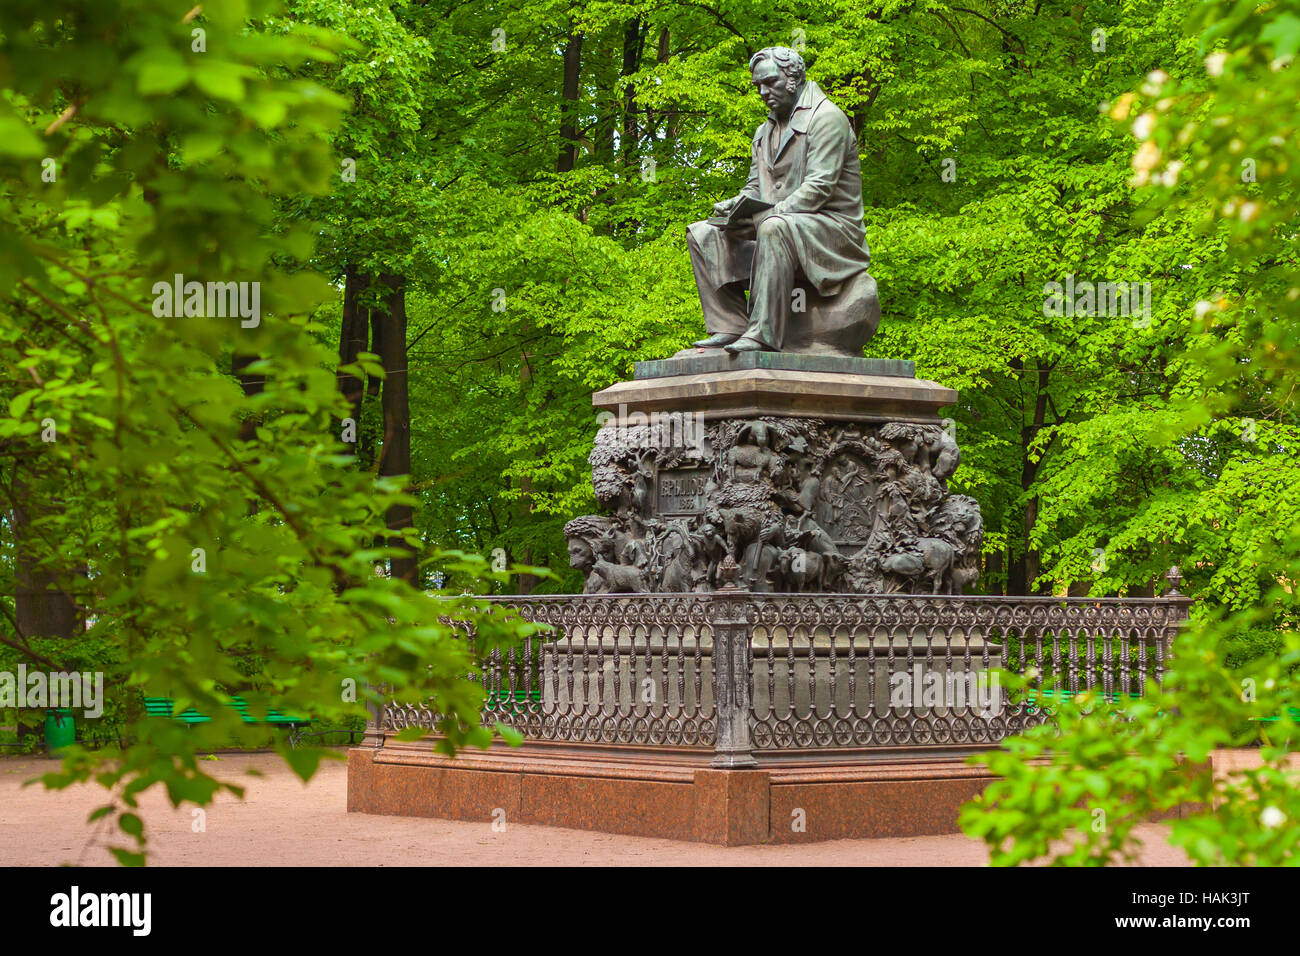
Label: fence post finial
xmin=1164 ymin=565 xmax=1183 ymax=597
xmin=711 ymin=559 xmax=757 ymax=768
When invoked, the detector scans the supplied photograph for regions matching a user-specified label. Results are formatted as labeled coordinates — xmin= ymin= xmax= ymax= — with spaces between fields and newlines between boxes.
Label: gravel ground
xmin=0 ymin=749 xmax=1216 ymax=866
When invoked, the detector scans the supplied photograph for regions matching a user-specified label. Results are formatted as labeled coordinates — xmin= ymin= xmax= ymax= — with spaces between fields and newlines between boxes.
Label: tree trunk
xmin=645 ymin=27 xmax=670 ymax=136
xmin=378 ymin=274 xmax=417 ymax=586
xmin=11 ymin=472 xmax=79 ymax=743
xmin=621 ymin=17 xmax=644 ymax=172
xmin=983 ymin=549 xmax=1003 ymax=596
xmin=12 ymin=493 xmax=78 ymax=640
xmin=557 ymin=27 xmax=583 ymax=173
xmin=338 ymin=267 xmax=369 ymax=457
xmin=593 ymin=29 xmax=616 ymax=169
xmin=361 ymin=285 xmax=384 ymax=467
xmin=232 ymin=353 xmax=266 ymax=443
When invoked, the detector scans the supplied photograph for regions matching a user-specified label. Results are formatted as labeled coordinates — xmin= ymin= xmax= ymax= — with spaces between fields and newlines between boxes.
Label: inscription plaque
xmin=656 ymin=467 xmax=709 ymax=516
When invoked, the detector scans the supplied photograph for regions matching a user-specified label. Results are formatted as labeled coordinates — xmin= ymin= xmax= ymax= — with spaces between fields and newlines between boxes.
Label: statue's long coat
xmin=689 ymin=80 xmax=872 ymax=296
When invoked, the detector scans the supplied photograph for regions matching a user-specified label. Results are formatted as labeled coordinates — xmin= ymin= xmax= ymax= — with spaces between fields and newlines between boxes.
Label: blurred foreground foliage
xmin=963 ymin=0 xmax=1300 ymax=865
xmin=0 ymin=0 xmax=541 ymax=864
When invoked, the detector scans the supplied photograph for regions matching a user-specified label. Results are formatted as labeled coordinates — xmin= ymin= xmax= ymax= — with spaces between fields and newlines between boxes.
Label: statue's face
xmin=752 ymin=60 xmax=799 ymax=119
xmin=567 ymin=538 xmax=594 ymax=572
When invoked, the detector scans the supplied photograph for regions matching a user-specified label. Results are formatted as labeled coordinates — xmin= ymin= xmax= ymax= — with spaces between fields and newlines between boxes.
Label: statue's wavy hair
xmin=748 ymin=47 xmax=806 ymax=92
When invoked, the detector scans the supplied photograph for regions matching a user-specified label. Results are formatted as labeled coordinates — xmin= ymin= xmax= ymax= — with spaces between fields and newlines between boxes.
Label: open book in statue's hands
xmin=707 ymin=195 xmax=774 ymax=229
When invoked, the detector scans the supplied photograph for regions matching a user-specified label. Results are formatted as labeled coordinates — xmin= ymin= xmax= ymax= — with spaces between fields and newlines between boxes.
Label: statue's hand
xmin=711 ymin=196 xmax=739 ymax=217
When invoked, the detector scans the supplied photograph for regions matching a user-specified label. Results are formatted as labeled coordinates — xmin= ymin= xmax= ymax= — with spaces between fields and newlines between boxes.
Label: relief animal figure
xmin=928 ymin=422 xmax=962 ymax=487
xmin=777 ymin=548 xmax=846 ymax=591
xmin=821 ymin=552 xmax=847 ymax=590
xmin=880 ymin=537 xmax=956 ymax=594
xmin=928 ymin=493 xmax=983 ymax=593
xmin=950 ymin=563 xmax=979 ymax=596
xmin=586 ymin=560 xmax=649 ymax=594
xmin=719 ymin=506 xmax=763 ymax=565
xmin=630 ymin=450 xmax=656 ymax=516
xmin=789 ymin=514 xmax=838 ymax=556
xmin=715 ymin=476 xmax=776 ymax=565
xmin=777 ymin=547 xmax=822 ymax=591
xmin=659 ymin=524 xmax=696 ymax=592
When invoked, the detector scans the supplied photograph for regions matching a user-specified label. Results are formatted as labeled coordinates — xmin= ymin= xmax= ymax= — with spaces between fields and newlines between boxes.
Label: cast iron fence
xmin=376 ymin=572 xmax=1192 ymax=766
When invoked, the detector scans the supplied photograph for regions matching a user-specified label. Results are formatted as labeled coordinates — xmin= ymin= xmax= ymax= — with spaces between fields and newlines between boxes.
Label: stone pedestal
xmin=564 ymin=349 xmax=984 ymax=596
xmin=595 ymin=352 xmax=955 ymax=423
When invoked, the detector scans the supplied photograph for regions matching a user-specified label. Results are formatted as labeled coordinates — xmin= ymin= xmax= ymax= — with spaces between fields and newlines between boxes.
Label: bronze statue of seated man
xmin=687 ymin=46 xmax=880 ymax=357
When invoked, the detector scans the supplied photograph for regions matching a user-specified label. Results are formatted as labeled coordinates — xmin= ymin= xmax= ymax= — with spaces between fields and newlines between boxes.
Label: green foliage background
xmin=278 ymin=0 xmax=1298 ymax=612
xmin=1 ymin=0 xmax=1297 ymax=864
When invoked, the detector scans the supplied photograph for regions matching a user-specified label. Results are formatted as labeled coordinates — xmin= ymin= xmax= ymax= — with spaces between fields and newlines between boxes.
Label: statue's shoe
xmin=693 ymin=332 xmax=740 ymax=348
xmin=724 ymin=336 xmax=772 ymax=354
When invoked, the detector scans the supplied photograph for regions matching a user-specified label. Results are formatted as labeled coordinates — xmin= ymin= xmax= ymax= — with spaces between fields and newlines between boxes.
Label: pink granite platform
xmin=347 ymin=742 xmax=1003 ymax=845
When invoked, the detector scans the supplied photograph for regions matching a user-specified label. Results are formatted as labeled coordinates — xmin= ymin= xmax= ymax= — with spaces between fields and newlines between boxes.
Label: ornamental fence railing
xmin=376 ymin=573 xmax=1192 ymax=767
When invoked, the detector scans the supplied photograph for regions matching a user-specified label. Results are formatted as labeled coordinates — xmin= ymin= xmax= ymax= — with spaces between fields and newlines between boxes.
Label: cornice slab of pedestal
xmin=593 ymin=367 xmax=957 ymax=423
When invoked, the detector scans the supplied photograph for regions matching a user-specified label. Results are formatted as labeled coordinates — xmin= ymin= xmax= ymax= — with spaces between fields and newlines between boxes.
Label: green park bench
xmin=144 ymin=696 xmax=313 ymax=748
xmin=485 ymin=689 xmax=541 ymax=714
xmin=1250 ymin=707 xmax=1300 ymax=723
xmin=1023 ymin=688 xmax=1143 ymax=713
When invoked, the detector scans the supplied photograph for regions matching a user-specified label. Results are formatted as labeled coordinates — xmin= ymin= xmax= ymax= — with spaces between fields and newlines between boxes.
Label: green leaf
xmin=0 ymin=115 xmax=42 ymax=157
xmin=109 ymin=847 xmax=145 ymax=867
xmin=7 ymin=388 xmax=38 ymax=419
xmin=1260 ymin=14 xmax=1300 ymax=59
xmin=282 ymin=745 xmax=323 ymax=782
xmin=192 ymin=61 xmax=247 ymax=102
xmin=495 ymin=723 xmax=524 ymax=747
xmin=134 ymin=48 xmax=190 ymax=96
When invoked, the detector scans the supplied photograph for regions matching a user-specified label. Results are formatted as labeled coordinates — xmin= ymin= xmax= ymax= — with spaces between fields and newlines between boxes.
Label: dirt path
xmin=0 ymin=749 xmax=1207 ymax=866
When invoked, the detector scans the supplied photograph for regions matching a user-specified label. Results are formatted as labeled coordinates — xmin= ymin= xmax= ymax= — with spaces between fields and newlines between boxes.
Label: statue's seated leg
xmin=751 ymin=218 xmax=800 ymax=346
xmin=729 ymin=216 xmax=799 ymax=352
xmin=687 ymin=221 xmax=752 ymax=346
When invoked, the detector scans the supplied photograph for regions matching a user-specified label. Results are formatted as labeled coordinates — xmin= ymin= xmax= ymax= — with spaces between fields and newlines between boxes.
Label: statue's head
xmin=749 ymin=47 xmax=806 ymax=118
xmin=566 ymin=536 xmax=594 ymax=572
xmin=564 ymin=515 xmax=608 ymax=573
